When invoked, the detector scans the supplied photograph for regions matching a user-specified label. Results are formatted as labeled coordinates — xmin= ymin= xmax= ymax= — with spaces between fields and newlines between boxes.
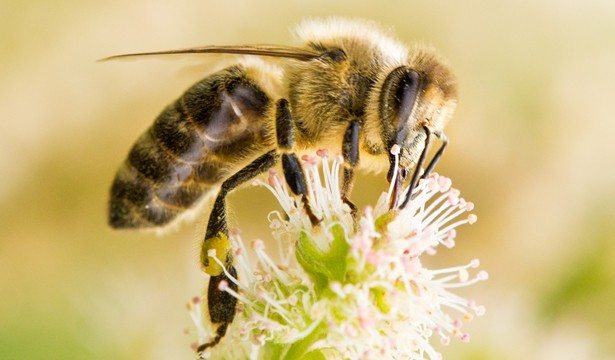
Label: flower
xmin=186 ymin=149 xmax=487 ymax=359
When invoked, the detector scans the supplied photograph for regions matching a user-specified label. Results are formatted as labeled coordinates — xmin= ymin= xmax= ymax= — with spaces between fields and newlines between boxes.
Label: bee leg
xmin=196 ymin=266 xmax=237 ymax=352
xmin=341 ymin=120 xmax=361 ymax=217
xmin=198 ymin=150 xmax=278 ymax=351
xmin=275 ymin=99 xmax=320 ymax=226
xmin=421 ymin=131 xmax=448 ymax=180
xmin=399 ymin=126 xmax=448 ymax=209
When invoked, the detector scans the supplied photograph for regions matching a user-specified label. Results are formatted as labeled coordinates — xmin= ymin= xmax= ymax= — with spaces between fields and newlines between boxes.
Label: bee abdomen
xmin=109 ymin=109 xmax=224 ymax=229
xmin=108 ymin=160 xmax=213 ymax=228
xmin=108 ymin=65 xmax=274 ymax=229
xmin=109 ymin=128 xmax=228 ymax=228
xmin=151 ymin=102 xmax=207 ymax=163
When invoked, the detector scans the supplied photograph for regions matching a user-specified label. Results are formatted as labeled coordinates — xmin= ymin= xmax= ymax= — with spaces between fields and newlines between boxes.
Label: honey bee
xmin=105 ymin=18 xmax=457 ymax=350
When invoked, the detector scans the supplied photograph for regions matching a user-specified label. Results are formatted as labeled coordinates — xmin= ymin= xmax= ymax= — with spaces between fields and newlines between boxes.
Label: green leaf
xmin=374 ymin=211 xmax=395 ymax=234
xmin=301 ymin=349 xmax=327 ymax=360
xmin=295 ymin=224 xmax=350 ymax=290
xmin=370 ymin=286 xmax=391 ymax=314
xmin=282 ymin=322 xmax=327 ymax=360
xmin=261 ymin=342 xmax=286 ymax=360
xmin=345 ymin=257 xmax=376 ymax=284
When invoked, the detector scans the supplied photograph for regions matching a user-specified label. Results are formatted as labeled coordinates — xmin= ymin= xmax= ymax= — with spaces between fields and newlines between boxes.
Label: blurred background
xmin=1 ymin=0 xmax=614 ymax=359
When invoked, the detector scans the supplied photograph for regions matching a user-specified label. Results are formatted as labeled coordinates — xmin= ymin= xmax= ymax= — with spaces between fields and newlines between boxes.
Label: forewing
xmin=100 ymin=44 xmax=320 ymax=62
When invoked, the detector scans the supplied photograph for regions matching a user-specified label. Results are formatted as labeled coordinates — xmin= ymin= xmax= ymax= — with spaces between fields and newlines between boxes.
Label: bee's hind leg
xmin=198 ymin=150 xmax=278 ymax=352
xmin=275 ymin=99 xmax=320 ymax=226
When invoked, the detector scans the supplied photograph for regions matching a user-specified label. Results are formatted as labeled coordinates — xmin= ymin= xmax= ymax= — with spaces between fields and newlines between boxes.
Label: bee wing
xmin=100 ymin=44 xmax=320 ymax=62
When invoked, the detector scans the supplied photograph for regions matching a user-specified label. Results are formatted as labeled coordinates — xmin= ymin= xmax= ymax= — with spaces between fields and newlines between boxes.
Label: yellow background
xmin=1 ymin=1 xmax=614 ymax=359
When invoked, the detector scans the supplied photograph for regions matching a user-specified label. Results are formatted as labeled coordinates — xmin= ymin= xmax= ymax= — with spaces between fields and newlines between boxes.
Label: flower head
xmin=186 ymin=149 xmax=487 ymax=359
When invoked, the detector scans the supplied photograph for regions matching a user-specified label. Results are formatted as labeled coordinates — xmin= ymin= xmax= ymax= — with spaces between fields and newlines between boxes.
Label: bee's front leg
xmin=421 ymin=130 xmax=448 ymax=181
xmin=276 ymin=99 xmax=320 ymax=226
xmin=399 ymin=127 xmax=448 ymax=209
xmin=198 ymin=150 xmax=278 ymax=352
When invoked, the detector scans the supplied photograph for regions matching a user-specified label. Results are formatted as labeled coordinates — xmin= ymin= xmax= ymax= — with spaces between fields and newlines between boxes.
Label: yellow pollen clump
xmin=201 ymin=233 xmax=231 ymax=276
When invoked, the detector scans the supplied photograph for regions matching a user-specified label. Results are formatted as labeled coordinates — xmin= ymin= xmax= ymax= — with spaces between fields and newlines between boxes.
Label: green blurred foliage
xmin=539 ymin=206 xmax=615 ymax=353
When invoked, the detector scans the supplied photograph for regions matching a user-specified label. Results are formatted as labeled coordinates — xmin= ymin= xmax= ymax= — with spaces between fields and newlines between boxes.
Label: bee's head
xmin=367 ymin=48 xmax=457 ymax=175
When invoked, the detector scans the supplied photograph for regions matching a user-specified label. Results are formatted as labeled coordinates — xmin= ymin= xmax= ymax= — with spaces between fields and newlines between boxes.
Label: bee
xmin=104 ymin=18 xmax=457 ymax=350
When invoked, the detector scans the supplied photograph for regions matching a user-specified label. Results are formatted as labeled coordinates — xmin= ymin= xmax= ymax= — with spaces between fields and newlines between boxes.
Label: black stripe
xmin=127 ymin=131 xmax=182 ymax=183
xmin=152 ymin=104 xmax=205 ymax=162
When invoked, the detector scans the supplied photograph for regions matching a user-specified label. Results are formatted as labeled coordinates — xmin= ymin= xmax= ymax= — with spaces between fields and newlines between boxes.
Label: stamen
xmin=386 ymin=146 xmax=401 ymax=203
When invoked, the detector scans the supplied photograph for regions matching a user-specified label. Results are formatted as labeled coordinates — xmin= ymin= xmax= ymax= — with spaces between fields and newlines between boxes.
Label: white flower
xmin=186 ymin=149 xmax=487 ymax=359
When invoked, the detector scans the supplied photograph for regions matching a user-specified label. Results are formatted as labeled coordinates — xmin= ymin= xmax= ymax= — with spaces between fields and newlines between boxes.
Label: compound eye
xmin=396 ymin=70 xmax=421 ymax=123
xmin=379 ymin=67 xmax=423 ymax=148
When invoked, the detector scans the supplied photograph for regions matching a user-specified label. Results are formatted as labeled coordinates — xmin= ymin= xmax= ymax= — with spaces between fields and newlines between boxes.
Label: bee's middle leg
xmin=275 ymin=99 xmax=319 ymax=225
xmin=341 ymin=120 xmax=361 ymax=217
xmin=198 ymin=150 xmax=278 ymax=352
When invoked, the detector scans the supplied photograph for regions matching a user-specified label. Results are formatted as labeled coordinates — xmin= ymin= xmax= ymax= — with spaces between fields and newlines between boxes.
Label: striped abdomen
xmin=109 ymin=65 xmax=275 ymax=228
